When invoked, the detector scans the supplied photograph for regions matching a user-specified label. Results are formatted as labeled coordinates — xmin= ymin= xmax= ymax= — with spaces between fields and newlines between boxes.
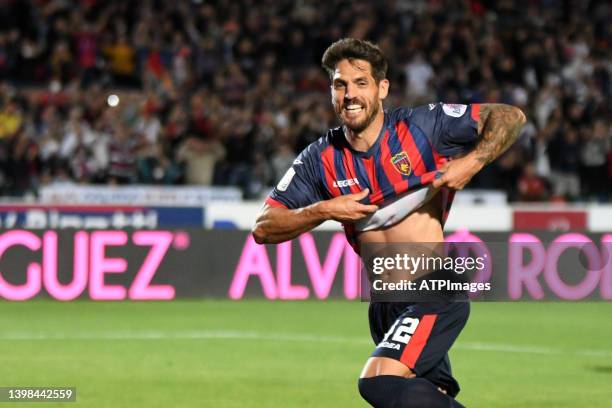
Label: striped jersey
xmin=265 ymin=103 xmax=481 ymax=252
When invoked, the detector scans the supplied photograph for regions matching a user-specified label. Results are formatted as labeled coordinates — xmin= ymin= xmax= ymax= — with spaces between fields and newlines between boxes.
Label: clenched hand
xmin=432 ymin=155 xmax=483 ymax=190
xmin=320 ymin=188 xmax=379 ymax=222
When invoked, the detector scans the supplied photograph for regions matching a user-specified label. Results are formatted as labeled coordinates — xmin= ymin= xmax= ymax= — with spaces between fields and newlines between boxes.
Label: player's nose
xmin=344 ymin=83 xmax=356 ymax=100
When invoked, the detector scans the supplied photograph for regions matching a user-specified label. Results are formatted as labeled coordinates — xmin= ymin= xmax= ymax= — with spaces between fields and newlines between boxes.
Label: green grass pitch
xmin=0 ymin=300 xmax=611 ymax=407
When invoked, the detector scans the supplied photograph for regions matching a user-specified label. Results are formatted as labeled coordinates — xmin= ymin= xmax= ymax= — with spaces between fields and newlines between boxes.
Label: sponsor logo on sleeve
xmin=277 ymin=167 xmax=296 ymax=192
xmin=442 ymin=104 xmax=467 ymax=117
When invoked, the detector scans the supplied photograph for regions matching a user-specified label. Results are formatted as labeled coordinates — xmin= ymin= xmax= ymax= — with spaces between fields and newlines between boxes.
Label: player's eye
xmin=333 ymin=82 xmax=346 ymax=90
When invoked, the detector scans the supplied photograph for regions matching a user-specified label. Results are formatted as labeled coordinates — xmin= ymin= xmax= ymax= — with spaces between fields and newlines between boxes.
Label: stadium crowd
xmin=0 ymin=0 xmax=609 ymax=201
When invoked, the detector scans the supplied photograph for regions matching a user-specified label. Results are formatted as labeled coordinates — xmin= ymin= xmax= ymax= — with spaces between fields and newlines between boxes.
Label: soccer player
xmin=252 ymin=38 xmax=525 ymax=408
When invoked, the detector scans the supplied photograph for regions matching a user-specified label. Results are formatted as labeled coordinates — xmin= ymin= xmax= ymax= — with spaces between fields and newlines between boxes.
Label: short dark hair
xmin=321 ymin=38 xmax=388 ymax=83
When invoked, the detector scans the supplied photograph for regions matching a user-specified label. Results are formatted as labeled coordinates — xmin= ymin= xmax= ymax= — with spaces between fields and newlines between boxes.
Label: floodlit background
xmin=0 ymin=0 xmax=610 ymax=407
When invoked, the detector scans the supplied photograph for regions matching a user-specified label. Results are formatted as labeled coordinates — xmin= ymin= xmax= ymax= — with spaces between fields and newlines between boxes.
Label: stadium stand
xmin=0 ymin=0 xmax=609 ymax=201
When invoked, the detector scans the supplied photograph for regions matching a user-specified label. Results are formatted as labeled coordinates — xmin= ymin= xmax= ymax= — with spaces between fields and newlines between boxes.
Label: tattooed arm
xmin=473 ymin=104 xmax=527 ymax=165
xmin=433 ymin=104 xmax=526 ymax=190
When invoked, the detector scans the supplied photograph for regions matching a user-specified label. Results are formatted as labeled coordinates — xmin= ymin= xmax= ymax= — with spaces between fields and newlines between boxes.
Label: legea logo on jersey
xmin=333 ymin=178 xmax=360 ymax=188
xmin=391 ymin=152 xmax=412 ymax=176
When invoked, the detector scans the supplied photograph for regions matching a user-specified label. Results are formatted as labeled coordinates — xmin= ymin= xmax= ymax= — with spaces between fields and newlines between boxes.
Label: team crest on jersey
xmin=391 ymin=152 xmax=412 ymax=176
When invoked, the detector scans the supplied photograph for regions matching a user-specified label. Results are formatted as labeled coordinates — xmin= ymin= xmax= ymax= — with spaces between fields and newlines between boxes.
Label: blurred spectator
xmin=107 ymin=123 xmax=139 ymax=184
xmin=549 ymin=127 xmax=582 ymax=200
xmin=138 ymin=142 xmax=182 ymax=185
xmin=134 ymin=100 xmax=161 ymax=154
xmin=59 ymin=107 xmax=95 ymax=159
xmin=404 ymin=53 xmax=434 ymax=104
xmin=580 ymin=120 xmax=610 ymax=198
xmin=73 ymin=20 xmax=100 ymax=86
xmin=70 ymin=144 xmax=98 ymax=183
xmin=103 ymin=33 xmax=138 ymax=87
xmin=518 ymin=163 xmax=548 ymax=201
xmin=50 ymin=41 xmax=74 ymax=85
xmin=177 ymin=137 xmax=225 ymax=185
xmin=5 ymin=129 xmax=40 ymax=195
xmin=0 ymin=98 xmax=22 ymax=139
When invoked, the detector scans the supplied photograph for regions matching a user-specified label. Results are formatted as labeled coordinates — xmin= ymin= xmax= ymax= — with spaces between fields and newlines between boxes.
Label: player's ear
xmin=378 ymin=79 xmax=389 ymax=100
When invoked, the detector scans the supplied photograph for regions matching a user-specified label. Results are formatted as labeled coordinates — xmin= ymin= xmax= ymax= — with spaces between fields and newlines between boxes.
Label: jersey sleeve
xmin=265 ymin=143 xmax=325 ymax=209
xmin=409 ymin=103 xmax=481 ymax=157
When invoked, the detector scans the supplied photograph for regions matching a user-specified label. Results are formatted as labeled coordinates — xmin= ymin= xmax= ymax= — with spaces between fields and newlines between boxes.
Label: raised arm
xmin=252 ymin=189 xmax=378 ymax=244
xmin=433 ymin=103 xmax=526 ymax=190
xmin=473 ymin=104 xmax=527 ymax=166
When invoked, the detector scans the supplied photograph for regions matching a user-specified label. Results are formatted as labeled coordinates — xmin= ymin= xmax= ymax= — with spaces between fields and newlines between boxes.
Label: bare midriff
xmin=356 ymin=192 xmax=446 ymax=284
xmin=357 ymin=192 xmax=444 ymax=246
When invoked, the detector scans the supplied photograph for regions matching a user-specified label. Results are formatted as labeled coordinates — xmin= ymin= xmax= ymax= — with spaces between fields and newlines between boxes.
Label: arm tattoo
xmin=475 ymin=104 xmax=526 ymax=165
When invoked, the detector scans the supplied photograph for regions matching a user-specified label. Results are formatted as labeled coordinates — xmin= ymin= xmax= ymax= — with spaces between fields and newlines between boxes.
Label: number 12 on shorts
xmin=382 ymin=317 xmax=420 ymax=344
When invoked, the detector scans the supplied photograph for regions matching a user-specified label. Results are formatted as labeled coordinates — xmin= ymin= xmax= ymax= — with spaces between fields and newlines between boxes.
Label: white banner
xmin=39 ymin=185 xmax=242 ymax=206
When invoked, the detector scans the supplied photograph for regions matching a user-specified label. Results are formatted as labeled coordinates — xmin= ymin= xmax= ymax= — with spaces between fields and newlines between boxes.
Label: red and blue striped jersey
xmin=266 ymin=103 xmax=481 ymax=250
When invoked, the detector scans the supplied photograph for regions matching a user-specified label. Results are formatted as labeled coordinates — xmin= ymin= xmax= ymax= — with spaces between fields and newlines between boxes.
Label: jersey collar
xmin=341 ymin=111 xmax=388 ymax=158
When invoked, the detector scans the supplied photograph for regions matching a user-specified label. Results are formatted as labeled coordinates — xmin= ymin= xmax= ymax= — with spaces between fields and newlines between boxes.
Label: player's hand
xmin=319 ymin=188 xmax=378 ymax=222
xmin=432 ymin=155 xmax=483 ymax=190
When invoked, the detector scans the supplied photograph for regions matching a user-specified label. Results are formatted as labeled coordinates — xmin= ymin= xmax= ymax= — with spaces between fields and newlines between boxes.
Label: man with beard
xmin=252 ymin=38 xmax=525 ymax=408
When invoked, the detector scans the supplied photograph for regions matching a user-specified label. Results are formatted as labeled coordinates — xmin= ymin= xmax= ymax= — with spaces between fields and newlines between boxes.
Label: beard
xmin=337 ymin=97 xmax=380 ymax=133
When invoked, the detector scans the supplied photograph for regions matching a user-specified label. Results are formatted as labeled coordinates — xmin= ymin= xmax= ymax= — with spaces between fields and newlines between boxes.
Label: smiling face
xmin=331 ymin=59 xmax=389 ymax=133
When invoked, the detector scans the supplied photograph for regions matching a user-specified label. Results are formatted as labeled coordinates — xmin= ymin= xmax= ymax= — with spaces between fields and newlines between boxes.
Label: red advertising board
xmin=513 ymin=210 xmax=587 ymax=231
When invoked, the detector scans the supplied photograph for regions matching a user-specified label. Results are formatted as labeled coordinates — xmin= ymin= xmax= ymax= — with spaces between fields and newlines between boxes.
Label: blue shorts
xmin=368 ymin=300 xmax=470 ymax=398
